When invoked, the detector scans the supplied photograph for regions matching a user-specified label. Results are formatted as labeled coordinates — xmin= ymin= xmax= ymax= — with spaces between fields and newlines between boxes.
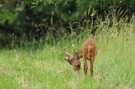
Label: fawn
xmin=64 ymin=37 xmax=97 ymax=76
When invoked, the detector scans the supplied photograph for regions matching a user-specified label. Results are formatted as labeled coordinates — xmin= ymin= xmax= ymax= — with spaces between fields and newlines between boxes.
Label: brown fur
xmin=64 ymin=49 xmax=81 ymax=72
xmin=64 ymin=38 xmax=97 ymax=76
xmin=81 ymin=38 xmax=97 ymax=76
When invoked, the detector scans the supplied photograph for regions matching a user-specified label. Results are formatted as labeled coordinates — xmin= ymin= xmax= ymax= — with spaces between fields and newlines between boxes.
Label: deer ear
xmin=64 ymin=49 xmax=69 ymax=54
xmin=64 ymin=49 xmax=72 ymax=56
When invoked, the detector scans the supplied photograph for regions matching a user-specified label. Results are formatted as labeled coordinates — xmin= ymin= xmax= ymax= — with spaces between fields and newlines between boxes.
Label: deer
xmin=64 ymin=49 xmax=81 ymax=72
xmin=64 ymin=37 xmax=97 ymax=76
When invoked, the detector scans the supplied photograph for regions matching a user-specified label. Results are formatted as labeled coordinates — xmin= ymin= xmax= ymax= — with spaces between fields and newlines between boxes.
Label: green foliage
xmin=0 ymin=0 xmax=135 ymax=46
xmin=0 ymin=17 xmax=135 ymax=88
xmin=0 ymin=2 xmax=135 ymax=89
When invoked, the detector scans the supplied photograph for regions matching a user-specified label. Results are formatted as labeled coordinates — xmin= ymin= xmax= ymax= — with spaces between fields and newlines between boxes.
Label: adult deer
xmin=81 ymin=37 xmax=97 ymax=76
xmin=64 ymin=49 xmax=81 ymax=72
xmin=64 ymin=37 xmax=97 ymax=76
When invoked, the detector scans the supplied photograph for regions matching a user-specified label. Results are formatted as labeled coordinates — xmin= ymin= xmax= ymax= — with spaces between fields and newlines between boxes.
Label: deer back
xmin=82 ymin=38 xmax=97 ymax=59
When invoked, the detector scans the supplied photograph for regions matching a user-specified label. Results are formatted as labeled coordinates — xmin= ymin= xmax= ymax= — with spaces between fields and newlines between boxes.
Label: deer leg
xmin=83 ymin=57 xmax=88 ymax=75
xmin=90 ymin=59 xmax=94 ymax=76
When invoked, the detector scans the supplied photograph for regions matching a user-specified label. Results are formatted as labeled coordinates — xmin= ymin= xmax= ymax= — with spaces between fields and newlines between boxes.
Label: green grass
xmin=0 ymin=17 xmax=135 ymax=89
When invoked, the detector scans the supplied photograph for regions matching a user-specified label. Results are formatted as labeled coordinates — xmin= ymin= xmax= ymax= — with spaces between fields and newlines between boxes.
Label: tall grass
xmin=0 ymin=14 xmax=135 ymax=89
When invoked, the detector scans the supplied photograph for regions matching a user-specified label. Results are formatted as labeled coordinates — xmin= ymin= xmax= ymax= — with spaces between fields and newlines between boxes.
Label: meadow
xmin=0 ymin=16 xmax=135 ymax=89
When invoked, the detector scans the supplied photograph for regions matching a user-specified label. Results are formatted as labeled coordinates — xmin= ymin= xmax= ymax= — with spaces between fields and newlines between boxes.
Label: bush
xmin=0 ymin=0 xmax=135 ymax=46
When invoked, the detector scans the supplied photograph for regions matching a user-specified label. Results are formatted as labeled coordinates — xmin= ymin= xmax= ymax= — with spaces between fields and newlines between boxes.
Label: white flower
xmin=72 ymin=44 xmax=74 ymax=47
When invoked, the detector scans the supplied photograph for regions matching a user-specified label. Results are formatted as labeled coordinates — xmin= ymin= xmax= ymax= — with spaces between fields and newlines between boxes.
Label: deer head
xmin=64 ymin=49 xmax=82 ymax=71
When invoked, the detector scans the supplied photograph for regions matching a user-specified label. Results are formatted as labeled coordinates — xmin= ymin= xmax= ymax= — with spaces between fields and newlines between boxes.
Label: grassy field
xmin=0 ymin=17 xmax=135 ymax=89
